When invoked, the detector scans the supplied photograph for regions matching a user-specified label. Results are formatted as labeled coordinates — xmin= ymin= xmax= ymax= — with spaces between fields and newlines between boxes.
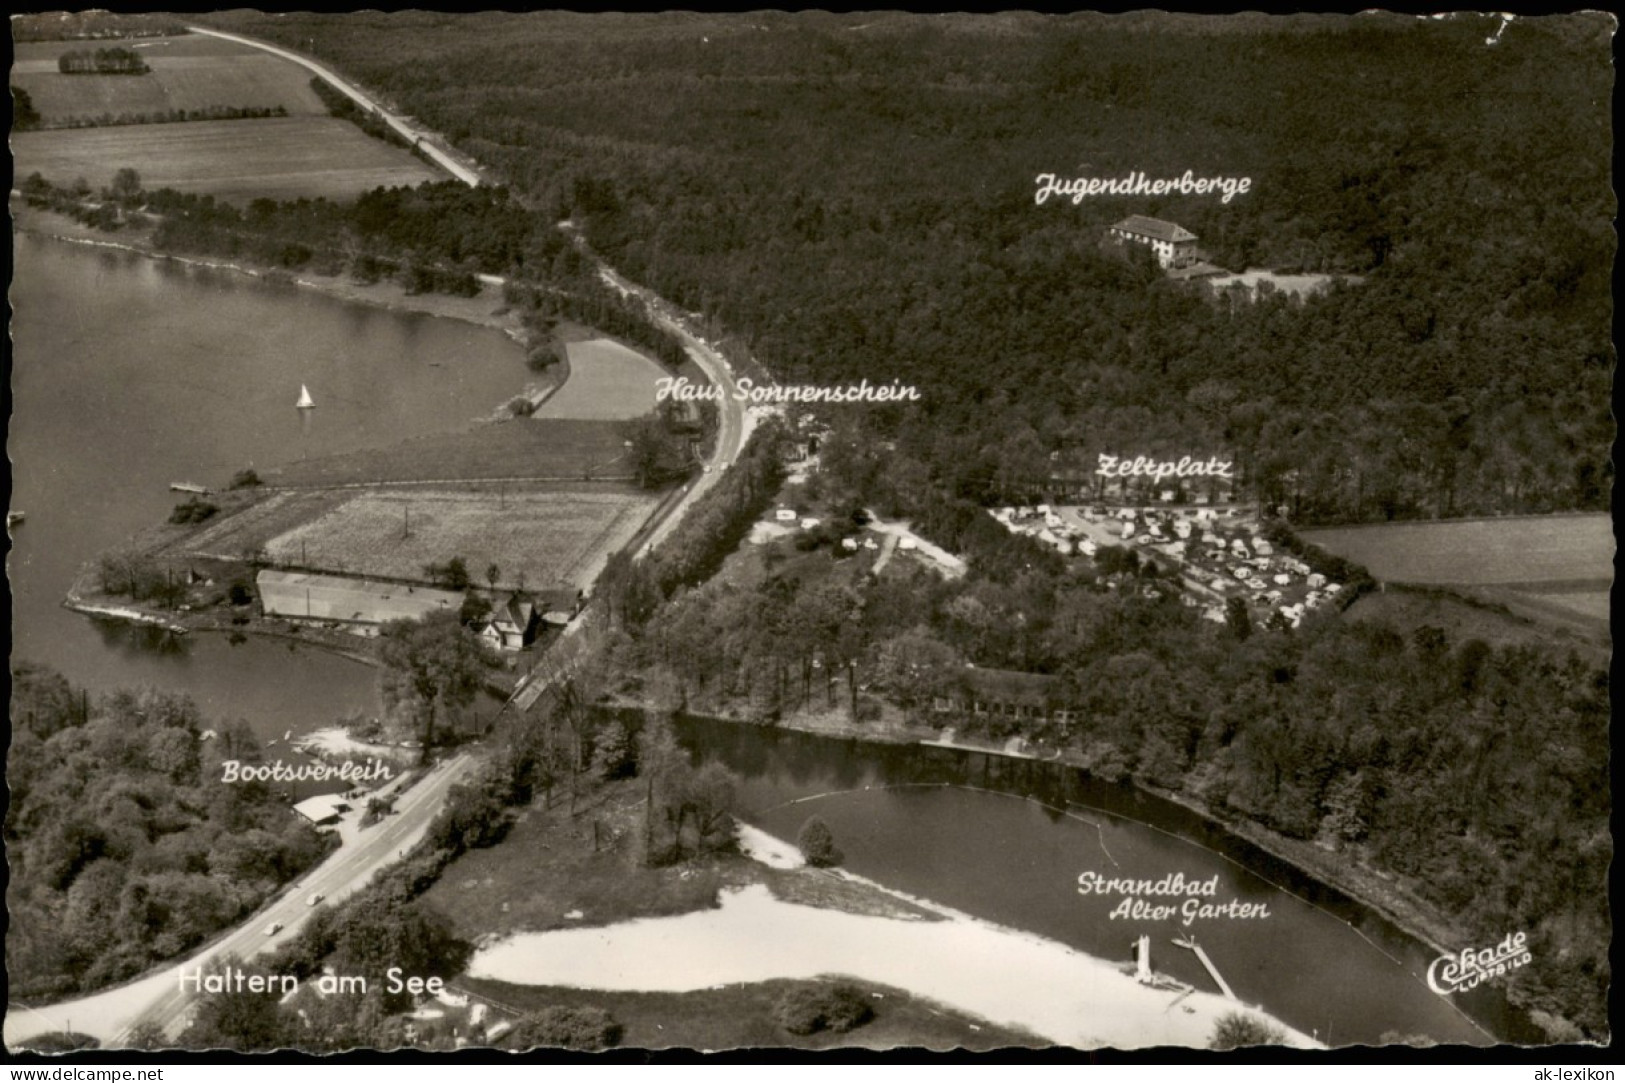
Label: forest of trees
xmin=597 ymin=487 xmax=1609 ymax=1036
xmin=15 ymin=8 xmax=1609 ymax=1044
xmin=190 ymin=9 xmax=1609 ymax=1036
xmin=12 ymin=12 xmax=186 ymax=41
xmin=206 ymin=10 xmax=1612 ymax=531
xmin=6 ymin=664 xmax=334 ymax=1002
xmin=43 ymin=104 xmax=289 ymax=130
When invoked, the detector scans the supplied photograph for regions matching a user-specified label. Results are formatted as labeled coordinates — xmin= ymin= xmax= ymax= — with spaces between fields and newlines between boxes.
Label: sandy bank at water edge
xmin=468 ymin=828 xmax=1320 ymax=1051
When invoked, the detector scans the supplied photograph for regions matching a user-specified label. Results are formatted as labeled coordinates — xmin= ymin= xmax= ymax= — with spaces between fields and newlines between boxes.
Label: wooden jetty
xmin=1173 ymin=934 xmax=1237 ymax=1000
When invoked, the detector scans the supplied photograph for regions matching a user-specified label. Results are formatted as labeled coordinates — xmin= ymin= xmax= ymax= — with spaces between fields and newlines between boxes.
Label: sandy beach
xmin=468 ymin=827 xmax=1320 ymax=1051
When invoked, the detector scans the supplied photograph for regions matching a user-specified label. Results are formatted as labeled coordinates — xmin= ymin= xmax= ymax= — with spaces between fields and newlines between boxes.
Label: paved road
xmin=501 ymin=231 xmax=758 ymax=715
xmin=563 ymin=228 xmax=752 ymax=560
xmin=185 ymin=26 xmax=483 ymax=187
xmin=8 ymin=30 xmax=761 ymax=1052
xmin=3 ymin=755 xmax=475 ymax=1049
xmin=129 ymin=754 xmax=475 ymax=1043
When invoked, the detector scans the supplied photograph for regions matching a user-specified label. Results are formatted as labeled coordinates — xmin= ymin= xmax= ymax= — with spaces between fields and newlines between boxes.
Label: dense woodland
xmin=194 ymin=9 xmax=1612 ymax=1040
xmin=209 ymin=10 xmax=1614 ymax=531
xmin=161 ymin=695 xmax=732 ymax=1051
xmin=5 ymin=664 xmax=333 ymax=1002
xmin=12 ymin=12 xmax=186 ymax=41
xmin=10 ymin=10 xmax=1610 ymax=1045
xmin=597 ymin=442 xmax=1610 ymax=1038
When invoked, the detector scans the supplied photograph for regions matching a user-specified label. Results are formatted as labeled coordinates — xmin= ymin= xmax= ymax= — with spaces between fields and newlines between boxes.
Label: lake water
xmin=677 ymin=716 xmax=1544 ymax=1048
xmin=8 ymin=234 xmax=528 ymax=742
xmin=8 ymin=233 xmax=1547 ymax=1049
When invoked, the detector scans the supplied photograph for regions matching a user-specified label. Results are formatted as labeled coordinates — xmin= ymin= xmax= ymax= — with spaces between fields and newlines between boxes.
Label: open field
xmin=1515 ymin=587 xmax=1611 ymax=623
xmin=1301 ymin=514 xmax=1612 ymax=585
xmin=12 ymin=35 xmax=327 ymax=125
xmin=262 ymin=485 xmax=659 ymax=592
xmin=155 ymin=489 xmax=352 ymax=560
xmin=1468 ymin=585 xmax=1611 ymax=642
xmin=535 ymin=337 xmax=668 ymax=421
xmin=1343 ymin=587 xmax=1609 ymax=660
xmin=11 ymin=117 xmax=442 ymax=204
xmin=260 ymin=420 xmax=638 ymax=488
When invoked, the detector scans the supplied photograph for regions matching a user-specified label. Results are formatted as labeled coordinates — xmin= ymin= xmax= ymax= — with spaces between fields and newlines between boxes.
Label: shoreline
xmin=468 ymin=877 xmax=1321 ymax=1051
xmin=688 ymin=700 xmax=1464 ymax=950
xmin=624 ymin=698 xmax=1537 ymax=1041
xmin=12 ymin=202 xmax=524 ymax=340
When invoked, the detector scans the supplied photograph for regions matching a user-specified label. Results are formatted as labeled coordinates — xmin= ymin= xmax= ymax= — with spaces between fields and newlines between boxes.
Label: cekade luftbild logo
xmin=1426 ymin=931 xmax=1532 ymax=995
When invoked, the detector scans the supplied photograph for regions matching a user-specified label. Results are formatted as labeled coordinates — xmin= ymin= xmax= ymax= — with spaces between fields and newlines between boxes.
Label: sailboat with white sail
xmin=296 ymin=384 xmax=315 ymax=409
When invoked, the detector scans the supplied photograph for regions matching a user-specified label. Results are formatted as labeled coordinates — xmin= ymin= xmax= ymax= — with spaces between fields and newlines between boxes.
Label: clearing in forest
xmin=1300 ymin=514 xmax=1612 ymax=586
xmin=1308 ymin=513 xmax=1612 ymax=641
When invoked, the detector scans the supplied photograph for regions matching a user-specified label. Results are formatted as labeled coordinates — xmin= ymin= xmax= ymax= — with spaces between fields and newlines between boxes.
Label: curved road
xmin=580 ymin=246 xmax=752 ymax=560
xmin=8 ymin=29 xmax=762 ymax=1050
xmin=185 ymin=26 xmax=482 ymax=187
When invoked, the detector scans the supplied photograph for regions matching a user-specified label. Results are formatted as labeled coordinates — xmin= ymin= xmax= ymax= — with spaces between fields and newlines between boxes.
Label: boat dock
xmin=63 ymin=598 xmax=188 ymax=635
xmin=1173 ymin=935 xmax=1237 ymax=1000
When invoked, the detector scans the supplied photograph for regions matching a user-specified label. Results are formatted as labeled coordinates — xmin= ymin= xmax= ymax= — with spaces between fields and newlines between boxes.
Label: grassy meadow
xmin=535 ymin=337 xmax=668 ymax=421
xmin=263 ymin=484 xmax=659 ymax=592
xmin=12 ymin=35 xmax=328 ymax=124
xmin=259 ymin=419 xmax=641 ymax=488
xmin=1301 ymin=514 xmax=1612 ymax=586
xmin=12 ymin=117 xmax=442 ymax=204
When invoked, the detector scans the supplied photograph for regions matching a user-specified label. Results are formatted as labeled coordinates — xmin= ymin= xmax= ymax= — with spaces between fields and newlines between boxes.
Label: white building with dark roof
xmin=1107 ymin=215 xmax=1198 ymax=268
xmin=476 ymin=595 xmax=540 ymax=652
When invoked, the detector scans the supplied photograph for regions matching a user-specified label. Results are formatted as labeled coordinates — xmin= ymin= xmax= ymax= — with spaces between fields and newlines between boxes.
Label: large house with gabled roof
xmin=1107 ymin=215 xmax=1198 ymax=269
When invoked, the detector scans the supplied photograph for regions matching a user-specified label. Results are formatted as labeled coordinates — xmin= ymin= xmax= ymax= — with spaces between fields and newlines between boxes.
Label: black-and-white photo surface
xmin=6 ymin=8 xmax=1614 ymax=1057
